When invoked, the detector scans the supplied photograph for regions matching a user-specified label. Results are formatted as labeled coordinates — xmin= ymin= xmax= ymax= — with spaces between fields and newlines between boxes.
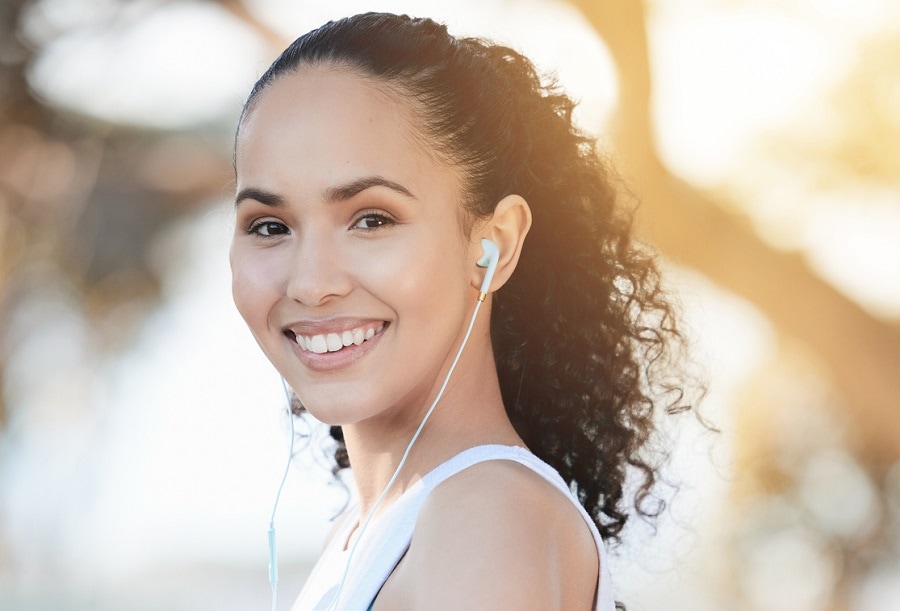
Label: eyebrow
xmin=235 ymin=176 xmax=417 ymax=208
xmin=325 ymin=176 xmax=417 ymax=202
xmin=234 ymin=187 xmax=285 ymax=208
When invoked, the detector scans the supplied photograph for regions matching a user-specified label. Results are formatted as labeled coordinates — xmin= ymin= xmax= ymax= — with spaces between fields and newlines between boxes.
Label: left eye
xmin=249 ymin=221 xmax=289 ymax=236
xmin=353 ymin=214 xmax=393 ymax=230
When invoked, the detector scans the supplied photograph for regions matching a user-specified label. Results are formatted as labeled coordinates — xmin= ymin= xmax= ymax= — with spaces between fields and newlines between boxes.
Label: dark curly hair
xmin=241 ymin=12 xmax=700 ymax=545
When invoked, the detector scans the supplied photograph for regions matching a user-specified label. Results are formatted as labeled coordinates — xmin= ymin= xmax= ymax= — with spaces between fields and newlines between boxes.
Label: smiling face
xmin=230 ymin=66 xmax=482 ymax=427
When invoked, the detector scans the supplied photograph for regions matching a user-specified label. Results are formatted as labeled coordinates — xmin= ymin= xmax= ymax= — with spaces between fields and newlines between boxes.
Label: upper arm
xmin=392 ymin=462 xmax=599 ymax=611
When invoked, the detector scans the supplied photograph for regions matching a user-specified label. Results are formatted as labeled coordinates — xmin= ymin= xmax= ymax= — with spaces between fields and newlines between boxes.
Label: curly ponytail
xmin=242 ymin=12 xmax=698 ymax=542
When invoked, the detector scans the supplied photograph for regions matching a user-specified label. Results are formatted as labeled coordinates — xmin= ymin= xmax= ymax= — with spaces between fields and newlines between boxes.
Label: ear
xmin=469 ymin=194 xmax=532 ymax=294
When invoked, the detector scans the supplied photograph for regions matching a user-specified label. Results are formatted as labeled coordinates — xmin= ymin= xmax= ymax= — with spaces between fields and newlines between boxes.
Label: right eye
xmin=247 ymin=220 xmax=289 ymax=237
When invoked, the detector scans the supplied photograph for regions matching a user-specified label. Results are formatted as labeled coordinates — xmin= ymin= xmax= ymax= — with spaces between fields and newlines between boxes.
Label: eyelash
xmin=352 ymin=210 xmax=396 ymax=231
xmin=244 ymin=210 xmax=396 ymax=238
xmin=246 ymin=219 xmax=289 ymax=238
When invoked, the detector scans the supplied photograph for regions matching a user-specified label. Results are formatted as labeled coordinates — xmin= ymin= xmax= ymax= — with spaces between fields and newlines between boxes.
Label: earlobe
xmin=470 ymin=194 xmax=532 ymax=294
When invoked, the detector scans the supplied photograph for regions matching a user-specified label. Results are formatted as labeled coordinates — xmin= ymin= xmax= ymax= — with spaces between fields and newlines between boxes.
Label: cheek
xmin=230 ymin=245 xmax=281 ymax=331
xmin=360 ymin=235 xmax=468 ymax=321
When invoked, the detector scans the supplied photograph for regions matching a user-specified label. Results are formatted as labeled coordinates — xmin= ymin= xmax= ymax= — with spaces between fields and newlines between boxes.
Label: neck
xmin=340 ymin=340 xmax=524 ymax=521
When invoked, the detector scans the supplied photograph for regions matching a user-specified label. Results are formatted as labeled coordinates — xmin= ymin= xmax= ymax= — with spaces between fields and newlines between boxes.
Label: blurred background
xmin=1 ymin=0 xmax=899 ymax=609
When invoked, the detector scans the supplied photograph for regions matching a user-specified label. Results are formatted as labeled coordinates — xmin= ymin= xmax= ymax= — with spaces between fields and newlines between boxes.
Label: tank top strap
xmin=295 ymin=444 xmax=615 ymax=610
xmin=420 ymin=444 xmax=549 ymax=489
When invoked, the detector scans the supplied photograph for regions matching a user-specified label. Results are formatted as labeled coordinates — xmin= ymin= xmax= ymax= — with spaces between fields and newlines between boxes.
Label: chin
xmin=292 ymin=390 xmax=378 ymax=427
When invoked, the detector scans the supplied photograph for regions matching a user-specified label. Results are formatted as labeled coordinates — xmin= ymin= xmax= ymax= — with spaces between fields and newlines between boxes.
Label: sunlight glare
xmin=648 ymin=4 xmax=851 ymax=185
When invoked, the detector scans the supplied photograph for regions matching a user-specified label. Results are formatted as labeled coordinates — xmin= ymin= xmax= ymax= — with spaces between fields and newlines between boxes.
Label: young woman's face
xmin=231 ymin=67 xmax=480 ymax=426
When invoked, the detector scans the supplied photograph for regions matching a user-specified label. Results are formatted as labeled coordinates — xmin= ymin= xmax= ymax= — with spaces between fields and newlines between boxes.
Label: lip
xmin=284 ymin=318 xmax=389 ymax=373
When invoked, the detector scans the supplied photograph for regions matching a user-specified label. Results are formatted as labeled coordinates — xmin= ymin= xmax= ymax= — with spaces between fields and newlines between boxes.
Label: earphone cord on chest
xmin=326 ymin=297 xmax=486 ymax=610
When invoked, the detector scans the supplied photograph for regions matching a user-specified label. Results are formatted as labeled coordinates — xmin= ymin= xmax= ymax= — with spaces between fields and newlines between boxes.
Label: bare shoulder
xmin=383 ymin=459 xmax=599 ymax=610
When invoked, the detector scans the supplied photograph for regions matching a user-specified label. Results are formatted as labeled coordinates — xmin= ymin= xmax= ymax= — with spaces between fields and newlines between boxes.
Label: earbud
xmin=476 ymin=238 xmax=500 ymax=298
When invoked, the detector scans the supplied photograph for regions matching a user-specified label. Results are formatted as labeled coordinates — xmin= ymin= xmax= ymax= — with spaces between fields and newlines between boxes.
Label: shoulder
xmin=386 ymin=458 xmax=599 ymax=610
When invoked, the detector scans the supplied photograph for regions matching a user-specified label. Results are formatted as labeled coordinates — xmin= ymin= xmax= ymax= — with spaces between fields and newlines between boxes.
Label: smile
xmin=292 ymin=322 xmax=386 ymax=354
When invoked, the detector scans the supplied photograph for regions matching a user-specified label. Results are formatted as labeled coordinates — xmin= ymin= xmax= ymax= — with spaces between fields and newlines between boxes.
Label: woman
xmin=230 ymin=12 xmax=694 ymax=610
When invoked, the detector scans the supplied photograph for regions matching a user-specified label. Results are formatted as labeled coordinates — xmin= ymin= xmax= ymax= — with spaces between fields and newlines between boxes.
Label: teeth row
xmin=296 ymin=324 xmax=384 ymax=354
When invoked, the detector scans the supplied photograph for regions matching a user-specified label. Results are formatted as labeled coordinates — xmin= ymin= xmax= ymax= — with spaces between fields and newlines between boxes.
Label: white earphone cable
xmin=269 ymin=377 xmax=296 ymax=611
xmin=272 ymin=238 xmax=497 ymax=610
xmin=326 ymin=296 xmax=486 ymax=610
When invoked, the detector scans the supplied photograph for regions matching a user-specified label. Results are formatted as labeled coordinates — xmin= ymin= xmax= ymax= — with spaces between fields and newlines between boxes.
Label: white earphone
xmin=476 ymin=237 xmax=500 ymax=297
xmin=269 ymin=239 xmax=500 ymax=611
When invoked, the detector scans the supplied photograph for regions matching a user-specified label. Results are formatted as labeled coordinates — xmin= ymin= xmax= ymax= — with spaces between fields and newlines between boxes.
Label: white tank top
xmin=292 ymin=445 xmax=616 ymax=611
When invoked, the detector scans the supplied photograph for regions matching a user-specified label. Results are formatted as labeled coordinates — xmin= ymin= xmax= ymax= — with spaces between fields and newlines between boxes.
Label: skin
xmin=231 ymin=66 xmax=598 ymax=610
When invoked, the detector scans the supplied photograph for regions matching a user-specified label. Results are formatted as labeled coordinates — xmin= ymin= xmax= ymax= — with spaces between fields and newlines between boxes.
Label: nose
xmin=284 ymin=231 xmax=353 ymax=306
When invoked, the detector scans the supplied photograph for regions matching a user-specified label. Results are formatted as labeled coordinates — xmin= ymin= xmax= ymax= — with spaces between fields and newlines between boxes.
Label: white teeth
xmin=326 ymin=333 xmax=342 ymax=352
xmin=296 ymin=324 xmax=385 ymax=354
xmin=308 ymin=335 xmax=328 ymax=354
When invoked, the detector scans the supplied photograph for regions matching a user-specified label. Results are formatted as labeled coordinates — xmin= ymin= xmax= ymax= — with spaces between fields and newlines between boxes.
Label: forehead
xmin=235 ymin=66 xmax=453 ymax=189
